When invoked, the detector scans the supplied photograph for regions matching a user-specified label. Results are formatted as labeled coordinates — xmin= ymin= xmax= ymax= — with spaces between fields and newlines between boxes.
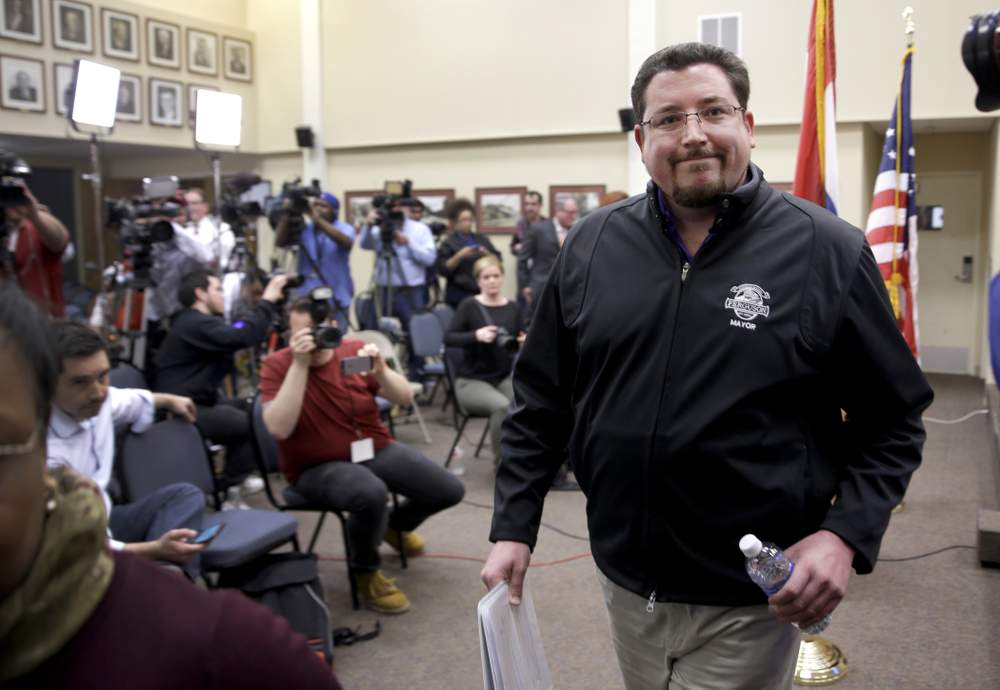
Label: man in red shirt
xmin=260 ymin=298 xmax=464 ymax=614
xmin=3 ymin=183 xmax=70 ymax=317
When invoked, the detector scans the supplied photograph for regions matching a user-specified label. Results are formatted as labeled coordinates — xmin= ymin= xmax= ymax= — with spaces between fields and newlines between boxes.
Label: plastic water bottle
xmin=739 ymin=534 xmax=830 ymax=635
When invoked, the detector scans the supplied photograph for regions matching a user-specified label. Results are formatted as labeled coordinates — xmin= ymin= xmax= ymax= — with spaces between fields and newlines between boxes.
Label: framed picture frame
xmin=412 ymin=188 xmax=455 ymax=227
xmin=115 ymin=72 xmax=140 ymax=122
xmin=186 ymin=28 xmax=217 ymax=76
xmin=222 ymin=36 xmax=251 ymax=82
xmin=475 ymin=186 xmax=526 ymax=234
xmin=549 ymin=184 xmax=607 ymax=219
xmin=52 ymin=61 xmax=73 ymax=116
xmin=148 ymin=77 xmax=182 ymax=127
xmin=1 ymin=54 xmax=44 ymax=112
xmin=344 ymin=190 xmax=381 ymax=229
xmin=147 ymin=18 xmax=180 ymax=69
xmin=1 ymin=0 xmax=41 ymax=44
xmin=101 ymin=8 xmax=138 ymax=61
xmin=51 ymin=0 xmax=92 ymax=52
xmin=187 ymin=82 xmax=216 ymax=121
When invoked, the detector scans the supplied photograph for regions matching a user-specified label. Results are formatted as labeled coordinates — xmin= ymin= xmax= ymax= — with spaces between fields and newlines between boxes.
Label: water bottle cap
xmin=739 ymin=534 xmax=762 ymax=558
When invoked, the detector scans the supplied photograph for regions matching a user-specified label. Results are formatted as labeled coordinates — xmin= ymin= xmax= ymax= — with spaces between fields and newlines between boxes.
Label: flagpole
xmin=888 ymin=10 xmax=915 ymax=323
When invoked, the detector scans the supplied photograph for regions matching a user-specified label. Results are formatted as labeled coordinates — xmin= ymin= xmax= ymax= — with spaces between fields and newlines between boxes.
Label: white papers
xmin=477 ymin=581 xmax=553 ymax=690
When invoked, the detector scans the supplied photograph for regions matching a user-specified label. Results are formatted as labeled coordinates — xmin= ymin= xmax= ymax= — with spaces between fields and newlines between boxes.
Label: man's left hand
xmin=768 ymin=529 xmax=854 ymax=630
xmin=159 ymin=394 xmax=197 ymax=423
xmin=394 ymin=231 xmax=409 ymax=246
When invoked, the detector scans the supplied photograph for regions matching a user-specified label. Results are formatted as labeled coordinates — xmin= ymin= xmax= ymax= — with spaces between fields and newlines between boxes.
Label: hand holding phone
xmin=188 ymin=523 xmax=225 ymax=545
xmin=341 ymin=355 xmax=374 ymax=376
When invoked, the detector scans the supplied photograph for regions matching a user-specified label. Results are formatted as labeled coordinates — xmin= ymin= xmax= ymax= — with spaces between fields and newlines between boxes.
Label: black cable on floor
xmin=462 ymin=499 xmax=589 ymax=542
xmin=880 ymin=544 xmax=976 ymax=562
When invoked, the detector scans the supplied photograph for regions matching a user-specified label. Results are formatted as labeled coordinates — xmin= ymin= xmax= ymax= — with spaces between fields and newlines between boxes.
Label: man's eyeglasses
xmin=639 ymin=104 xmax=746 ymax=134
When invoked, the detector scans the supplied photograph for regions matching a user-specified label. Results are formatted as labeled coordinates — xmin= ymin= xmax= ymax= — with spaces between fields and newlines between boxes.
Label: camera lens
xmin=313 ymin=325 xmax=343 ymax=349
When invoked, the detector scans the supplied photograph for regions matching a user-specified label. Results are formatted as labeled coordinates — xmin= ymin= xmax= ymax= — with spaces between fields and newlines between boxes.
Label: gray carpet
xmin=252 ymin=373 xmax=1000 ymax=689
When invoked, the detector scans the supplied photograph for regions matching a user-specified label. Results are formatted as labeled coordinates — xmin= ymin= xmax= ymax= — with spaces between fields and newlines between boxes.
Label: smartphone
xmin=190 ymin=523 xmax=225 ymax=545
xmin=341 ymin=355 xmax=374 ymax=376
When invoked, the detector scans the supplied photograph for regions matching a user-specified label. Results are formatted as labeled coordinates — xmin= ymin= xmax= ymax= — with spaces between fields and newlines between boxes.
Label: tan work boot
xmin=383 ymin=528 xmax=426 ymax=556
xmin=356 ymin=570 xmax=411 ymax=614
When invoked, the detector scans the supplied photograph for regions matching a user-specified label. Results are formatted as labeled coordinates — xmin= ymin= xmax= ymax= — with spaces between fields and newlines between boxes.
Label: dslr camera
xmin=494 ymin=326 xmax=519 ymax=352
xmin=0 ymin=151 xmax=31 ymax=210
xmin=305 ymin=286 xmax=343 ymax=349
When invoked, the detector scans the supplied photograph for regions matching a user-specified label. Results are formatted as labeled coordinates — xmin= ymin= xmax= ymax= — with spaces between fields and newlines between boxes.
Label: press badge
xmin=351 ymin=437 xmax=374 ymax=463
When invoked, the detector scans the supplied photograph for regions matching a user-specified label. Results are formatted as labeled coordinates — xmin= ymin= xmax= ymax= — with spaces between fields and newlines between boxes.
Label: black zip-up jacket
xmin=491 ymin=166 xmax=934 ymax=606
xmin=154 ymin=300 xmax=277 ymax=405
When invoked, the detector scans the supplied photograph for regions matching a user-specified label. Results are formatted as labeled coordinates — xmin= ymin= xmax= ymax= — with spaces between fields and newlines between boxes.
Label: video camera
xmin=267 ymin=177 xmax=322 ymax=238
xmin=371 ymin=179 xmax=413 ymax=247
xmin=219 ymin=171 xmax=265 ymax=238
xmin=0 ymin=151 xmax=31 ymax=210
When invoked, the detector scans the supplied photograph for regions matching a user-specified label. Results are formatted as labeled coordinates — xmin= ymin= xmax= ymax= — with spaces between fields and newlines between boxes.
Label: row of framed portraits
xmin=0 ymin=0 xmax=252 ymax=81
xmin=343 ymin=185 xmax=609 ymax=234
xmin=1 ymin=53 xmax=215 ymax=126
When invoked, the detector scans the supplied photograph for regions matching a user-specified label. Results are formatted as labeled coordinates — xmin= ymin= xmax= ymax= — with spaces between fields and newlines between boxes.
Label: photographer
xmin=260 ymin=297 xmax=464 ymax=614
xmin=2 ymin=175 xmax=70 ymax=317
xmin=358 ymin=201 xmax=437 ymax=380
xmin=154 ymin=270 xmax=289 ymax=506
xmin=275 ymin=191 xmax=355 ymax=328
xmin=181 ymin=188 xmax=236 ymax=272
xmin=435 ymin=198 xmax=502 ymax=310
xmin=444 ymin=256 xmax=523 ymax=465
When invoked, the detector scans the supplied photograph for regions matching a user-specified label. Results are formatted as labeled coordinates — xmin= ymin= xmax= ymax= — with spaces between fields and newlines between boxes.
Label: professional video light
xmin=193 ymin=90 xmax=242 ymax=148
xmin=70 ymin=59 xmax=121 ymax=128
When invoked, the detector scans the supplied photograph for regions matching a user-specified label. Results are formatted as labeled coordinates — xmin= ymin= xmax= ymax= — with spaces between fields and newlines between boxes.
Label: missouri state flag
xmin=793 ymin=0 xmax=840 ymax=214
xmin=864 ymin=48 xmax=919 ymax=359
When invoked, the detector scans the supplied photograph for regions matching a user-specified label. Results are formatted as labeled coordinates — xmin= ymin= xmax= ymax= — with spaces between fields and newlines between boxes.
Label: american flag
xmin=864 ymin=48 xmax=919 ymax=359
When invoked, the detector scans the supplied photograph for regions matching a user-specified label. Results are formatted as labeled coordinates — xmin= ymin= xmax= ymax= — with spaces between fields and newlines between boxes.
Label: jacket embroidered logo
xmin=725 ymin=283 xmax=770 ymax=331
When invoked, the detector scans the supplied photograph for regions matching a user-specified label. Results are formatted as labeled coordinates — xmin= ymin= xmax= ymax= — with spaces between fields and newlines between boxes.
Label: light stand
xmin=68 ymin=58 xmax=121 ymax=279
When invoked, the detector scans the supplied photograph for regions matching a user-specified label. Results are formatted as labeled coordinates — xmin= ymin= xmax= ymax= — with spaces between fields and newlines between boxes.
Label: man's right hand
xmin=154 ymin=528 xmax=205 ymax=564
xmin=262 ymin=274 xmax=289 ymax=303
xmin=289 ymin=326 xmax=317 ymax=366
xmin=481 ymin=540 xmax=532 ymax=606
xmin=522 ymin=286 xmax=533 ymax=304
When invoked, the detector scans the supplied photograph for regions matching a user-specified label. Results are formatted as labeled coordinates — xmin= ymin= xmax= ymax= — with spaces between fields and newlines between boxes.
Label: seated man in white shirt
xmin=46 ymin=321 xmax=207 ymax=579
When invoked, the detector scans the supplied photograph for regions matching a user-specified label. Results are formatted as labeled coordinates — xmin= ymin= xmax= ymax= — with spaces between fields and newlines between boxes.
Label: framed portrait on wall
xmin=101 ymin=8 xmax=138 ymax=61
xmin=1 ymin=0 xmax=42 ymax=44
xmin=149 ymin=77 xmax=182 ymax=127
xmin=51 ymin=0 xmax=92 ymax=52
xmin=187 ymin=82 xmax=217 ymax=121
xmin=52 ymin=61 xmax=73 ymax=115
xmin=413 ymin=188 xmax=455 ymax=228
xmin=147 ymin=19 xmax=180 ymax=69
xmin=186 ymin=28 xmax=217 ymax=76
xmin=549 ymin=184 xmax=606 ymax=219
xmin=344 ymin=190 xmax=380 ymax=229
xmin=116 ymin=72 xmax=141 ymax=122
xmin=475 ymin=186 xmax=527 ymax=234
xmin=1 ymin=54 xmax=44 ymax=112
xmin=222 ymin=36 xmax=251 ymax=82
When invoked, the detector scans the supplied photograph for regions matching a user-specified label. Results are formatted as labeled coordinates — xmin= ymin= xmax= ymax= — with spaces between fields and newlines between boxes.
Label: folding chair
xmin=430 ymin=304 xmax=456 ymax=410
xmin=353 ymin=329 xmax=432 ymax=444
xmin=118 ymin=418 xmax=300 ymax=574
xmin=248 ymin=393 xmax=407 ymax=611
xmin=408 ymin=312 xmax=448 ymax=405
xmin=443 ymin=347 xmax=490 ymax=468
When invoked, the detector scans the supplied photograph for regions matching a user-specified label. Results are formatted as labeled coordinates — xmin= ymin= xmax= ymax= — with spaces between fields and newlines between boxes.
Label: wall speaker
xmin=618 ymin=108 xmax=636 ymax=132
xmin=295 ymin=126 xmax=315 ymax=148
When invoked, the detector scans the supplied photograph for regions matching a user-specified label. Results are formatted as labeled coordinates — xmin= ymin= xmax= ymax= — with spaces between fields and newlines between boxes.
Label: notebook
xmin=477 ymin=581 xmax=553 ymax=690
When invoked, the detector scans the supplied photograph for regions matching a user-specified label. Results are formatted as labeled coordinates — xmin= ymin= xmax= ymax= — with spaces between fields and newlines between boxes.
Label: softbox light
xmin=70 ymin=59 xmax=121 ymax=128
xmin=194 ymin=90 xmax=242 ymax=148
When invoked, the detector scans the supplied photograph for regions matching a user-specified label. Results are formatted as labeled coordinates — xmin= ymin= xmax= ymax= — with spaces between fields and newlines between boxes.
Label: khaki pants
xmin=598 ymin=570 xmax=799 ymax=690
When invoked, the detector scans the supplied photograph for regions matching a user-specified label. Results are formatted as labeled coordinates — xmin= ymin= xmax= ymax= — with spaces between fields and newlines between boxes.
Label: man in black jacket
xmin=482 ymin=43 xmax=934 ymax=689
xmin=154 ymin=270 xmax=288 ymax=506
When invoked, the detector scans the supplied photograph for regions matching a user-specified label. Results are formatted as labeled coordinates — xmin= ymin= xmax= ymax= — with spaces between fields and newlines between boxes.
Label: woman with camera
xmin=435 ymin=198 xmax=502 ymax=309
xmin=444 ymin=255 xmax=524 ymax=464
